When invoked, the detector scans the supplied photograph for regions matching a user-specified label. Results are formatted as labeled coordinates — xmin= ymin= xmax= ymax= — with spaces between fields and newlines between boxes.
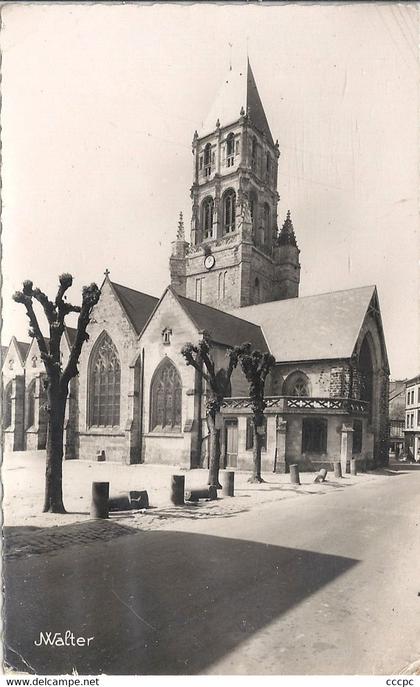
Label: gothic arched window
xmin=223 ymin=189 xmax=236 ymax=234
xmin=26 ymin=379 xmax=36 ymax=429
xmin=3 ymin=381 xmax=13 ymax=429
xmin=202 ymin=197 xmax=214 ymax=239
xmin=150 ymin=358 xmax=182 ymax=432
xmin=226 ymin=133 xmax=235 ymax=167
xmin=88 ymin=333 xmax=121 ymax=427
xmin=283 ymin=371 xmax=311 ymax=397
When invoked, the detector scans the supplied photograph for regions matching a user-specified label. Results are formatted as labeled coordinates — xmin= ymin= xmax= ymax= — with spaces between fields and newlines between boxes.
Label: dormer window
xmin=204 ymin=143 xmax=212 ymax=176
xmin=226 ymin=133 xmax=235 ymax=168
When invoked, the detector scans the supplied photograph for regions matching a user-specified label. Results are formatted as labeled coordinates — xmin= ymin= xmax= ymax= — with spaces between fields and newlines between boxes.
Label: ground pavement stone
xmin=3 ymin=520 xmax=139 ymax=560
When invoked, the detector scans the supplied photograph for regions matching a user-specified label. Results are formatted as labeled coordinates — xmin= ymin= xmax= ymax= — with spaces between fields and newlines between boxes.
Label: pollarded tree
xmin=238 ymin=343 xmax=276 ymax=483
xmin=13 ymin=275 xmax=100 ymax=513
xmin=181 ymin=335 xmax=244 ymax=488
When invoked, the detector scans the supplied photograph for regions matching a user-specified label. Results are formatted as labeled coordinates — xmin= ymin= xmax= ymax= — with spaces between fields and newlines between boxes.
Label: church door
xmin=225 ymin=419 xmax=238 ymax=467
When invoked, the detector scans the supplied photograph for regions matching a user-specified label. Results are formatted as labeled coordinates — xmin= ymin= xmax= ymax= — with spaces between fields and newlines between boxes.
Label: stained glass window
xmin=89 ymin=333 xmax=121 ymax=427
xmin=150 ymin=359 xmax=182 ymax=432
xmin=284 ymin=372 xmax=310 ymax=397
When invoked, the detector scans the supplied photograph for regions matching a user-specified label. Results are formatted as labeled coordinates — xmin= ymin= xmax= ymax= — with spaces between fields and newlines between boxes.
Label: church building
xmin=2 ymin=60 xmax=390 ymax=471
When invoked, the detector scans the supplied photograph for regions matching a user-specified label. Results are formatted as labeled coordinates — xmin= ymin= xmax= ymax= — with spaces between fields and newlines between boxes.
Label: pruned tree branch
xmin=60 ymin=283 xmax=100 ymax=390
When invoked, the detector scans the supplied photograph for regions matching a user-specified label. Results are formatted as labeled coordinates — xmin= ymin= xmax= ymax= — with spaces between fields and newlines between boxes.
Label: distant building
xmin=2 ymin=60 xmax=391 ymax=471
xmin=388 ymin=379 xmax=406 ymax=457
xmin=404 ymin=375 xmax=420 ymax=461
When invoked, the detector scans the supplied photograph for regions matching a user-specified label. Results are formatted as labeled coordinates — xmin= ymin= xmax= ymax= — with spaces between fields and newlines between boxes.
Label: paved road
xmin=4 ymin=469 xmax=420 ymax=675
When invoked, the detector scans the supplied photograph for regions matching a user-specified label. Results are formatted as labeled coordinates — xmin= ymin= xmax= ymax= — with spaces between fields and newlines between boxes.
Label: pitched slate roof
xmin=229 ymin=285 xmax=377 ymax=363
xmin=111 ymin=281 xmax=159 ymax=335
xmin=199 ymin=59 xmax=274 ymax=145
xmin=16 ymin=340 xmax=30 ymax=363
xmin=65 ymin=327 xmax=77 ymax=347
xmin=176 ymin=292 xmax=268 ymax=351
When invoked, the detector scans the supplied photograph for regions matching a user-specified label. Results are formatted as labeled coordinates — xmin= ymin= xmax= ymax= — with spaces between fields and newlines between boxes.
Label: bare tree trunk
xmin=43 ymin=391 xmax=67 ymax=513
xmin=248 ymin=416 xmax=264 ymax=483
xmin=207 ymin=411 xmax=222 ymax=489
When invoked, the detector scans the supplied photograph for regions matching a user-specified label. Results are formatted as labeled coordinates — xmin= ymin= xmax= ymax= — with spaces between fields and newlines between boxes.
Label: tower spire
xmin=278 ymin=210 xmax=298 ymax=248
xmin=177 ymin=211 xmax=185 ymax=241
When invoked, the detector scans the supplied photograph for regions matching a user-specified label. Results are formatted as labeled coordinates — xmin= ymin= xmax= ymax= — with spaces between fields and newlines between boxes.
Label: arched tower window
xmin=266 ymin=153 xmax=271 ymax=182
xmin=254 ymin=277 xmax=261 ymax=304
xmin=204 ymin=143 xmax=212 ymax=176
xmin=202 ymin=197 xmax=214 ymax=239
xmin=283 ymin=371 xmax=311 ymax=397
xmin=251 ymin=137 xmax=257 ymax=172
xmin=26 ymin=379 xmax=36 ymax=429
xmin=88 ymin=333 xmax=121 ymax=427
xmin=264 ymin=203 xmax=271 ymax=246
xmin=223 ymin=189 xmax=236 ymax=234
xmin=150 ymin=358 xmax=182 ymax=432
xmin=3 ymin=381 xmax=13 ymax=429
xmin=264 ymin=203 xmax=270 ymax=232
xmin=249 ymin=192 xmax=257 ymax=237
xmin=226 ymin=133 xmax=235 ymax=167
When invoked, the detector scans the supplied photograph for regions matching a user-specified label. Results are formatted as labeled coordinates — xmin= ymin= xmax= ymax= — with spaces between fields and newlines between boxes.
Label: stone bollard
xmin=185 ymin=486 xmax=217 ymax=502
xmin=290 ymin=464 xmax=300 ymax=485
xmin=171 ymin=475 xmax=185 ymax=506
xmin=350 ymin=460 xmax=357 ymax=476
xmin=108 ymin=494 xmax=131 ymax=512
xmin=129 ymin=490 xmax=149 ymax=509
xmin=221 ymin=471 xmax=235 ymax=497
xmin=91 ymin=482 xmax=109 ymax=519
xmin=334 ymin=462 xmax=342 ymax=478
xmin=314 ymin=468 xmax=328 ymax=483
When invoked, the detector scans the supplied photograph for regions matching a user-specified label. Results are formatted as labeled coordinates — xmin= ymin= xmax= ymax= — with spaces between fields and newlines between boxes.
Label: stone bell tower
xmin=170 ymin=59 xmax=301 ymax=309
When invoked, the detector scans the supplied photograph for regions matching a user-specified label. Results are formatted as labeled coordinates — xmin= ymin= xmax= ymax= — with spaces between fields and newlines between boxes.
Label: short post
xmin=91 ymin=482 xmax=109 ymax=519
xmin=221 ymin=471 xmax=235 ymax=496
xmin=350 ymin=459 xmax=357 ymax=476
xmin=290 ymin=464 xmax=300 ymax=485
xmin=334 ymin=462 xmax=342 ymax=478
xmin=171 ymin=474 xmax=185 ymax=506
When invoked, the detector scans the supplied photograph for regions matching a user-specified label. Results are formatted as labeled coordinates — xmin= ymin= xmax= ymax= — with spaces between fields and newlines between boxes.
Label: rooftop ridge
xmin=231 ymin=284 xmax=376 ymax=311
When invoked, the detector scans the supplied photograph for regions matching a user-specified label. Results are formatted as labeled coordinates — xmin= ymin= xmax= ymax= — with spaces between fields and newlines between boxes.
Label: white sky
xmin=1 ymin=2 xmax=419 ymax=378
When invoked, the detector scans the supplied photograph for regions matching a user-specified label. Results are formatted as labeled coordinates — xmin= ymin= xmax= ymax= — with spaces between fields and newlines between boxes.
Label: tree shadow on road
xmin=5 ymin=527 xmax=359 ymax=675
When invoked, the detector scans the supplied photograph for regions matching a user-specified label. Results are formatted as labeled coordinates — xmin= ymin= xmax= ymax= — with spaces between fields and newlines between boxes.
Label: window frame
xmin=88 ymin=333 xmax=121 ymax=428
xmin=150 ymin=358 xmax=182 ymax=433
xmin=246 ymin=416 xmax=267 ymax=451
xmin=302 ymin=417 xmax=328 ymax=454
xmin=223 ymin=189 xmax=236 ymax=234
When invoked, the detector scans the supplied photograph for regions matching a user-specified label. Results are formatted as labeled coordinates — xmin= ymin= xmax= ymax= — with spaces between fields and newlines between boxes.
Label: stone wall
xmin=77 ymin=279 xmax=141 ymax=464
xmin=141 ymin=288 xmax=198 ymax=467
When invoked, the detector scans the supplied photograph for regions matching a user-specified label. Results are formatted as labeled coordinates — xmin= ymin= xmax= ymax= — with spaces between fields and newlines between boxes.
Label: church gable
xmin=2 ymin=337 xmax=27 ymax=379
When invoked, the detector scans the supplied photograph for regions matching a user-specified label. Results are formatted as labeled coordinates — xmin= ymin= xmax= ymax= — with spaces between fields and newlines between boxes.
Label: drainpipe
xmin=139 ymin=347 xmax=145 ymax=464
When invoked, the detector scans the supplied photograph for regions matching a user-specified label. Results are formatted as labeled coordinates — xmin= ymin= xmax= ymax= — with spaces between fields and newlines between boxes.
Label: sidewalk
xmin=3 ymin=451 xmax=397 ymax=537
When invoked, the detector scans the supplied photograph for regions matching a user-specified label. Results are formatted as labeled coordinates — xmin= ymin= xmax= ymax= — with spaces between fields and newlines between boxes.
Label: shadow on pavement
xmin=5 ymin=527 xmax=359 ymax=675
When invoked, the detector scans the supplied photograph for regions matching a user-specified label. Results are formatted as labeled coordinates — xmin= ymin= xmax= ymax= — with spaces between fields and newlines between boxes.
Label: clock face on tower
xmin=204 ymin=254 xmax=215 ymax=270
